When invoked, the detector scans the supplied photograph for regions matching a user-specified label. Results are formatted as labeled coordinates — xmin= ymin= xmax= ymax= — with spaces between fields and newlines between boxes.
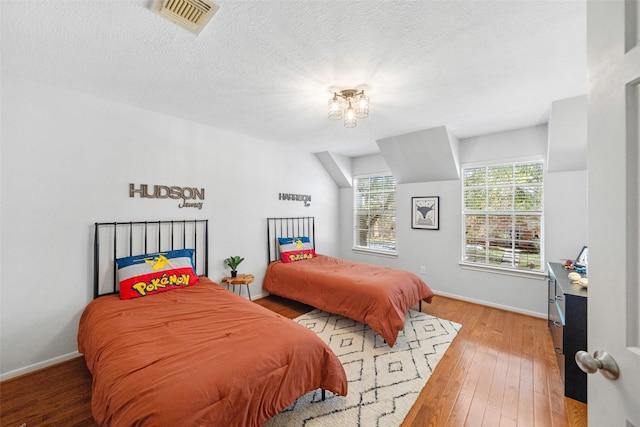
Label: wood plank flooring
xmin=0 ymin=295 xmax=587 ymax=426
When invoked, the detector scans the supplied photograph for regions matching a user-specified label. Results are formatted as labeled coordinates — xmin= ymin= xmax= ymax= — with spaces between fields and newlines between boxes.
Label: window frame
xmin=352 ymin=173 xmax=397 ymax=257
xmin=460 ymin=157 xmax=546 ymax=278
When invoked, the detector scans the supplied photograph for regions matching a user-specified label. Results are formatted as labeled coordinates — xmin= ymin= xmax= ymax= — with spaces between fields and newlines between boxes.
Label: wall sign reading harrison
xmin=129 ymin=183 xmax=204 ymax=209
xmin=279 ymin=192 xmax=311 ymax=207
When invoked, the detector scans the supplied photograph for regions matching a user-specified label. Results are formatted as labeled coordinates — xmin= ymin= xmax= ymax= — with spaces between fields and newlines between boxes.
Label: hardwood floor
xmin=0 ymin=295 xmax=587 ymax=426
xmin=0 ymin=356 xmax=94 ymax=427
xmin=399 ymin=296 xmax=587 ymax=427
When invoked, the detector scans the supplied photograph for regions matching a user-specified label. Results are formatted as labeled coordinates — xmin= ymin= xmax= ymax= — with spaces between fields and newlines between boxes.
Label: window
xmin=462 ymin=160 xmax=543 ymax=272
xmin=354 ymin=174 xmax=396 ymax=254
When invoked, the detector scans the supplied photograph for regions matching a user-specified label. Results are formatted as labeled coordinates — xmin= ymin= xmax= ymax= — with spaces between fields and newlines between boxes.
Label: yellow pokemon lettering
xmin=288 ymin=252 xmax=313 ymax=262
xmin=131 ymin=273 xmax=190 ymax=296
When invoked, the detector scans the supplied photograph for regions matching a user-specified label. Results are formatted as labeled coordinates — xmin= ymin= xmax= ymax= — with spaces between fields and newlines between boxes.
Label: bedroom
xmin=1 ymin=1 xmax=638 ymax=426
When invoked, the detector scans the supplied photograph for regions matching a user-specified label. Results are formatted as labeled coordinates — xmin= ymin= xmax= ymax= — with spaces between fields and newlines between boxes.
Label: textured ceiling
xmin=1 ymin=0 xmax=586 ymax=157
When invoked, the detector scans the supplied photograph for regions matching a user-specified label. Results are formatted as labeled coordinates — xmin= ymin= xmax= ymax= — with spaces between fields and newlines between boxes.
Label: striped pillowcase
xmin=116 ymin=249 xmax=199 ymax=300
xmin=278 ymin=236 xmax=316 ymax=263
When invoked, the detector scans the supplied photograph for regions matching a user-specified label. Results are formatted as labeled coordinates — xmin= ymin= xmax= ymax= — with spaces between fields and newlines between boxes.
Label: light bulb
xmin=346 ymin=107 xmax=354 ymax=120
xmin=355 ymin=91 xmax=369 ymax=118
xmin=344 ymin=101 xmax=357 ymax=128
xmin=327 ymin=94 xmax=342 ymax=120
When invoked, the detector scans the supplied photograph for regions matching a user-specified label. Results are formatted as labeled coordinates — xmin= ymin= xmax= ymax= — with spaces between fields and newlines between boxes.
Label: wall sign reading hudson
xmin=129 ymin=183 xmax=204 ymax=209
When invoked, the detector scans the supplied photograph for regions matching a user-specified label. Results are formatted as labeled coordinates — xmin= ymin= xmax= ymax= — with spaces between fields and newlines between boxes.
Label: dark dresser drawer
xmin=549 ymin=301 xmax=564 ymax=355
xmin=547 ymin=262 xmax=587 ymax=403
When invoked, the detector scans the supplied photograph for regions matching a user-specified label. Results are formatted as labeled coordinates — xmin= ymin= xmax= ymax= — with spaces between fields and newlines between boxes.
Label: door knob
xmin=575 ymin=350 xmax=620 ymax=380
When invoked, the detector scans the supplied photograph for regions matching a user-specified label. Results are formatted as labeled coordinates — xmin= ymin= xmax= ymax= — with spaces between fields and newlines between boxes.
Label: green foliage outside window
xmin=354 ymin=175 xmax=396 ymax=252
xmin=463 ymin=161 xmax=543 ymax=271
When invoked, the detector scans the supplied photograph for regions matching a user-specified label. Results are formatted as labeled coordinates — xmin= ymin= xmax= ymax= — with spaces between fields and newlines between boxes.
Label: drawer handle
xmin=555 ymin=347 xmax=562 ymax=354
xmin=555 ymin=295 xmax=564 ymax=301
xmin=553 ymin=320 xmax=562 ymax=327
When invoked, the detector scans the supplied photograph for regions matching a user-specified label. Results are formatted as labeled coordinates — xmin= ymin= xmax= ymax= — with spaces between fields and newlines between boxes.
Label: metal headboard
xmin=94 ymin=220 xmax=209 ymax=299
xmin=266 ymin=217 xmax=315 ymax=263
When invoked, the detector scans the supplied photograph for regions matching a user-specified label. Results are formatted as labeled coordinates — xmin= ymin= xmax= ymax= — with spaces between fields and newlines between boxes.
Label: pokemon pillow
xmin=278 ymin=236 xmax=316 ymax=263
xmin=116 ymin=249 xmax=199 ymax=300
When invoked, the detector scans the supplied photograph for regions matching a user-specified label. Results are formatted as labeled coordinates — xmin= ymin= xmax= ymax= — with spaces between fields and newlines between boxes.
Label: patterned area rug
xmin=265 ymin=309 xmax=461 ymax=427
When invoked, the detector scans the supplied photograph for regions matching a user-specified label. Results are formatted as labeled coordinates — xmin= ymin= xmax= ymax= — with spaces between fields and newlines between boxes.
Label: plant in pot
xmin=225 ymin=255 xmax=244 ymax=277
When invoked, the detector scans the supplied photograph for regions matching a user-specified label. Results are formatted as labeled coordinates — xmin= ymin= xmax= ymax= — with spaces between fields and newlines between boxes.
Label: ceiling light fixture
xmin=328 ymin=89 xmax=369 ymax=128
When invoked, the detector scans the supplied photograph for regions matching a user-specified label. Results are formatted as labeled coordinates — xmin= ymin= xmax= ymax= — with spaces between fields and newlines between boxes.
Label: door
xmin=586 ymin=0 xmax=640 ymax=425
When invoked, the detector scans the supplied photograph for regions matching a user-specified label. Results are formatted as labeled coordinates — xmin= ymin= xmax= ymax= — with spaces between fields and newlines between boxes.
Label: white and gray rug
xmin=265 ymin=309 xmax=461 ymax=427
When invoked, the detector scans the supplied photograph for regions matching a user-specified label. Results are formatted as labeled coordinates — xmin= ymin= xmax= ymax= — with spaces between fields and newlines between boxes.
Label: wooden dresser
xmin=547 ymin=262 xmax=588 ymax=403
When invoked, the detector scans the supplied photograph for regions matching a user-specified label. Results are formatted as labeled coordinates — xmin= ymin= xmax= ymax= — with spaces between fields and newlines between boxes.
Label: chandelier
xmin=327 ymin=89 xmax=369 ymax=128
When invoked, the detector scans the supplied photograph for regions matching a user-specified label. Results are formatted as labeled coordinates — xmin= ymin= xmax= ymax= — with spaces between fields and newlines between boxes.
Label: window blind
xmin=354 ymin=174 xmax=396 ymax=252
xmin=463 ymin=161 xmax=543 ymax=271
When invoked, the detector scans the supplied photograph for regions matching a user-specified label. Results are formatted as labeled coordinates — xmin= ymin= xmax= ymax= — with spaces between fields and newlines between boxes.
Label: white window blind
xmin=354 ymin=174 xmax=396 ymax=253
xmin=462 ymin=161 xmax=544 ymax=271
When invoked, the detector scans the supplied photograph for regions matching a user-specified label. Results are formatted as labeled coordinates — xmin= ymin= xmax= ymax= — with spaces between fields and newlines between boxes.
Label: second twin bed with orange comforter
xmin=263 ymin=254 xmax=435 ymax=347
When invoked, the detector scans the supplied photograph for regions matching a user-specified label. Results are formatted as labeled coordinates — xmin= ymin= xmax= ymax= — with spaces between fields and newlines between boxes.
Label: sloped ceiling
xmin=1 ymin=1 xmax=586 ymax=158
xmin=377 ymin=126 xmax=460 ymax=184
xmin=315 ymin=152 xmax=353 ymax=188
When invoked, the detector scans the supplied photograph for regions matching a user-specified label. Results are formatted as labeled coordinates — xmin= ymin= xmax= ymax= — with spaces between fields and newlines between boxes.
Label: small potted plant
xmin=225 ymin=255 xmax=244 ymax=277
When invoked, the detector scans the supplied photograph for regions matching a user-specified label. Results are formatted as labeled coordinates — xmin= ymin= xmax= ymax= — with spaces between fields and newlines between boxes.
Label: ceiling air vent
xmin=152 ymin=0 xmax=219 ymax=35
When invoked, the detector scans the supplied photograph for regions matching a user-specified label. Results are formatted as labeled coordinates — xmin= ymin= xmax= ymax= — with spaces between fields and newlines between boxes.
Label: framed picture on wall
xmin=412 ymin=196 xmax=439 ymax=230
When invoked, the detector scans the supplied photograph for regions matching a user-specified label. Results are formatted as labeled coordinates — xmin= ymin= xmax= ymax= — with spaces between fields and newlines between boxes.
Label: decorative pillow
xmin=278 ymin=236 xmax=316 ymax=263
xmin=116 ymin=249 xmax=199 ymax=300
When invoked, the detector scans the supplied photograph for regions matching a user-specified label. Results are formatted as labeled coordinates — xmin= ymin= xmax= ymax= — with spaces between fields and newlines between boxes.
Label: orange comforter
xmin=263 ymin=254 xmax=435 ymax=347
xmin=78 ymin=277 xmax=347 ymax=427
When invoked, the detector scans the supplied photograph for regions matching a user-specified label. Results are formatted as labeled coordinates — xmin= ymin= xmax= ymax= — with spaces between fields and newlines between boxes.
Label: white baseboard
xmin=433 ymin=290 xmax=547 ymax=319
xmin=252 ymin=291 xmax=269 ymax=301
xmin=0 ymin=351 xmax=81 ymax=381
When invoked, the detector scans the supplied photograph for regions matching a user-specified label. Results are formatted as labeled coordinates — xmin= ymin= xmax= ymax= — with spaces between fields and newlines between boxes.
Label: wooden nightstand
xmin=221 ymin=274 xmax=254 ymax=301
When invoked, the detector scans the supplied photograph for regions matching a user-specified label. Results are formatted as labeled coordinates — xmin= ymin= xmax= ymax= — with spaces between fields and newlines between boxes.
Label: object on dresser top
xmin=568 ymin=272 xmax=581 ymax=283
xmin=575 ymin=245 xmax=588 ymax=267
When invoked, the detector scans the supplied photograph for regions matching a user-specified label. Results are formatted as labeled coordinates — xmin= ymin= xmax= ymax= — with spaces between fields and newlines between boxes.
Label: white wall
xmin=547 ymin=95 xmax=587 ymax=172
xmin=0 ymin=76 xmax=340 ymax=379
xmin=340 ymin=125 xmax=588 ymax=316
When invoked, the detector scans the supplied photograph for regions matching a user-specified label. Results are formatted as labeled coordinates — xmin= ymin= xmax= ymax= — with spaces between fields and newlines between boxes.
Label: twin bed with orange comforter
xmin=79 ymin=279 xmax=346 ymax=426
xmin=264 ymin=254 xmax=434 ymax=347
xmin=79 ymin=220 xmax=347 ymax=427
xmin=265 ymin=217 xmax=435 ymax=347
